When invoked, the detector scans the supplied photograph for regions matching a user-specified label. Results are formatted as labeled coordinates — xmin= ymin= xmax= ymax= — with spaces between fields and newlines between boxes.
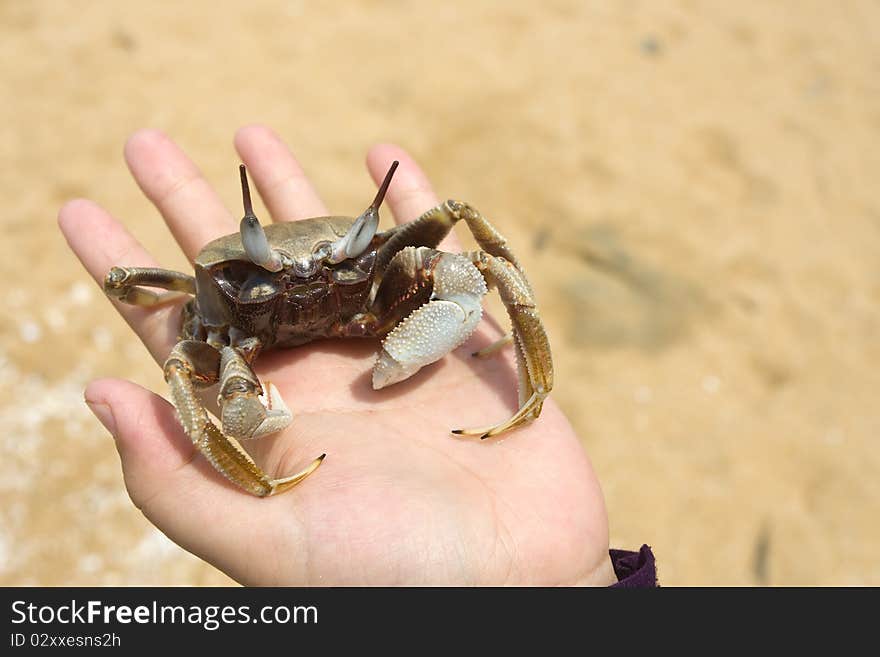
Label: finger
xmin=58 ymin=199 xmax=181 ymax=364
xmin=124 ymin=129 xmax=237 ymax=261
xmin=234 ymin=124 xmax=328 ymax=221
xmin=84 ymin=378 xmax=266 ymax=577
xmin=366 ymin=143 xmax=462 ymax=252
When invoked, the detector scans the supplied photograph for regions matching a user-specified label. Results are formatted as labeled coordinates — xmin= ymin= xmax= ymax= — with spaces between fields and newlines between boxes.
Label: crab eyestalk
xmin=328 ymin=160 xmax=399 ymax=264
xmin=239 ymin=165 xmax=284 ymax=272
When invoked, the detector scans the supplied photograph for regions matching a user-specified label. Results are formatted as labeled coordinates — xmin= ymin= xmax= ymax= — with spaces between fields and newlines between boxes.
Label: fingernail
xmin=85 ymin=398 xmax=117 ymax=438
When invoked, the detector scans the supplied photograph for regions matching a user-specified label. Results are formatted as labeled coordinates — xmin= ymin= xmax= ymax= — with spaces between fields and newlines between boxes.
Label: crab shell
xmin=193 ymin=217 xmax=381 ymax=348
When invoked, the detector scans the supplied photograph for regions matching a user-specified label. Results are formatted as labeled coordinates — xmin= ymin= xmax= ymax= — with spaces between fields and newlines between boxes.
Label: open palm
xmin=59 ymin=126 xmax=613 ymax=586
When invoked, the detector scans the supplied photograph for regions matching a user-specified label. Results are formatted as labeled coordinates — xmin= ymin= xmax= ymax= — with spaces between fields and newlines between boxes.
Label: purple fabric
xmin=608 ymin=544 xmax=658 ymax=587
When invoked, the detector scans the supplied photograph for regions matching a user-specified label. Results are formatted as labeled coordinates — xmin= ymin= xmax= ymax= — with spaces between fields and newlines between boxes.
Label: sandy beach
xmin=1 ymin=0 xmax=877 ymax=585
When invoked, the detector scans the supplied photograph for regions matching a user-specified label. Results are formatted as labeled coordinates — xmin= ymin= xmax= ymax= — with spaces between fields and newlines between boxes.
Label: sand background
xmin=1 ymin=0 xmax=878 ymax=585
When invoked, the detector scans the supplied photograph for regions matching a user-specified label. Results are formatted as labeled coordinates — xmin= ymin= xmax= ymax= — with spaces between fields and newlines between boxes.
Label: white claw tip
xmin=372 ymin=348 xmax=417 ymax=389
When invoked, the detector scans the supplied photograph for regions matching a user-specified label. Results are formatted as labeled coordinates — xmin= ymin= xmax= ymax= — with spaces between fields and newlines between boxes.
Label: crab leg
xmin=454 ymin=251 xmax=553 ymax=438
xmin=471 ymin=333 xmax=513 ymax=358
xmin=376 ymin=200 xmax=531 ymax=290
xmin=451 ymin=203 xmax=551 ymax=426
xmin=163 ymin=340 xmax=324 ymax=497
xmin=104 ymin=266 xmax=195 ymax=306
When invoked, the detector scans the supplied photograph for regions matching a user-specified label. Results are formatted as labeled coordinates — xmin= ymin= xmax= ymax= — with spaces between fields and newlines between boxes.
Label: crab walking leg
xmin=168 ymin=339 xmax=222 ymax=387
xmin=453 ymin=251 xmax=554 ymax=439
xmin=372 ymin=247 xmax=487 ymax=389
xmin=374 ymin=205 xmax=460 ymax=273
xmin=444 ymin=201 xmax=534 ymax=292
xmin=163 ymin=341 xmax=324 ymax=497
xmin=103 ymin=266 xmax=195 ymax=306
xmin=472 ymin=333 xmax=514 ymax=358
xmin=218 ymin=346 xmax=293 ymax=440
xmin=376 ymin=200 xmax=531 ymax=285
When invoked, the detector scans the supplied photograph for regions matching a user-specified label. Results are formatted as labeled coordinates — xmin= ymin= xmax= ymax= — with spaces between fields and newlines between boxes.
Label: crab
xmin=103 ymin=161 xmax=554 ymax=497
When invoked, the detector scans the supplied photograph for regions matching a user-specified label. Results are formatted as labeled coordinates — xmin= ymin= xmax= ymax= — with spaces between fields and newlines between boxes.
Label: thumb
xmin=83 ymin=378 xmax=267 ymax=577
xmin=85 ymin=377 xmax=196 ymax=493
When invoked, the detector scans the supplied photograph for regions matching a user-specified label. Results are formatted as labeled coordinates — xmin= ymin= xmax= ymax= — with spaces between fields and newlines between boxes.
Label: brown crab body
xmin=192 ymin=218 xmax=383 ymax=348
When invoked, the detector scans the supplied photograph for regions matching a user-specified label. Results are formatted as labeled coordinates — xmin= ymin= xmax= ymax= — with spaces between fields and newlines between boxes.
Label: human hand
xmin=59 ymin=126 xmax=614 ymax=586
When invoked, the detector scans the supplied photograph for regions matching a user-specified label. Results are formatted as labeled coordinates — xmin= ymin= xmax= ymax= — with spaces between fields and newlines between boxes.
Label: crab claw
xmin=239 ymin=165 xmax=284 ymax=272
xmin=372 ymin=250 xmax=486 ymax=389
xmin=328 ymin=160 xmax=399 ymax=263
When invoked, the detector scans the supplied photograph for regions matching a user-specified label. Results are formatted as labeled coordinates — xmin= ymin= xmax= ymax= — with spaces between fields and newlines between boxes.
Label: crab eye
xmin=238 ymin=165 xmax=284 ymax=272
xmin=327 ymin=160 xmax=399 ymax=264
xmin=327 ymin=208 xmax=379 ymax=264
